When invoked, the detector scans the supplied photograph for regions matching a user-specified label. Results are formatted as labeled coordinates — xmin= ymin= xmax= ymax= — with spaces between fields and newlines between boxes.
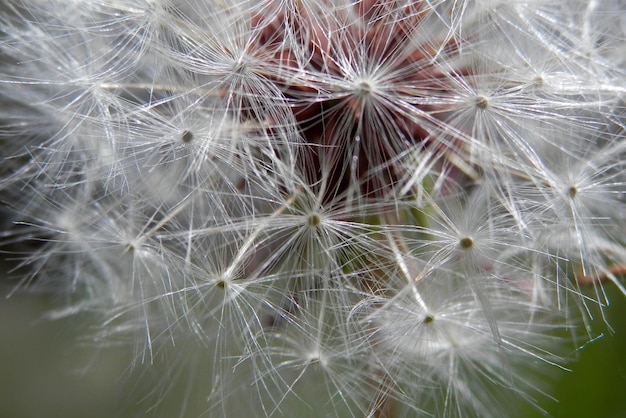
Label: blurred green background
xmin=1 ymin=279 xmax=626 ymax=418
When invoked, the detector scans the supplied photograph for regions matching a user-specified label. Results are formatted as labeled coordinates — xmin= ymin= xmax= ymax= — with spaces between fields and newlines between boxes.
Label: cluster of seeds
xmin=1 ymin=1 xmax=625 ymax=416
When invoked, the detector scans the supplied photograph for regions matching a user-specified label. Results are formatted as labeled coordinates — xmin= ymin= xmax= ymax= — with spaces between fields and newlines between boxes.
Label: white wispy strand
xmin=1 ymin=1 xmax=625 ymax=417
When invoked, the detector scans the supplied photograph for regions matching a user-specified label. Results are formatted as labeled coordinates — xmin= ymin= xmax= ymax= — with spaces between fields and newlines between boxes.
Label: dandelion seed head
xmin=1 ymin=1 xmax=625 ymax=417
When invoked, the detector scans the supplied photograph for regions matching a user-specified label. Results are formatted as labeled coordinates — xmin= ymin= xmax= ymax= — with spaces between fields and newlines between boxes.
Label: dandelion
xmin=353 ymin=270 xmax=567 ymax=418
xmin=1 ymin=0 xmax=625 ymax=417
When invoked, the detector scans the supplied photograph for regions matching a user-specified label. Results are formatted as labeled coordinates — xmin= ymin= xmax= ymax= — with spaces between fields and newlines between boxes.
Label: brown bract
xmin=246 ymin=1 xmax=469 ymax=203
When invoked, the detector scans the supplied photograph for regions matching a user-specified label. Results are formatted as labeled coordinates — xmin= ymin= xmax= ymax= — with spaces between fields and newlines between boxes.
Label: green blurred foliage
xmin=1 ymin=281 xmax=626 ymax=418
xmin=531 ymin=283 xmax=626 ymax=418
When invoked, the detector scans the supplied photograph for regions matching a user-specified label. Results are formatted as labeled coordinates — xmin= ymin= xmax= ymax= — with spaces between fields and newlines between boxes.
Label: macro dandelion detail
xmin=1 ymin=0 xmax=625 ymax=417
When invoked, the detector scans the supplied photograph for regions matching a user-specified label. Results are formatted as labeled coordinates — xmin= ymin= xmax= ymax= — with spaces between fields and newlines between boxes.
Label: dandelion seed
xmin=180 ymin=129 xmax=194 ymax=143
xmin=475 ymin=95 xmax=489 ymax=109
xmin=459 ymin=237 xmax=474 ymax=250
